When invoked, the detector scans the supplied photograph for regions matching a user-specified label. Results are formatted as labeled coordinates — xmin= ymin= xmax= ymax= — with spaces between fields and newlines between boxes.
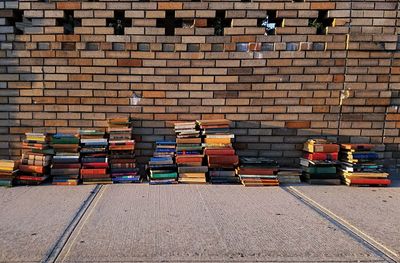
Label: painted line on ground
xmin=41 ymin=184 xmax=105 ymax=263
xmin=284 ymin=186 xmax=399 ymax=263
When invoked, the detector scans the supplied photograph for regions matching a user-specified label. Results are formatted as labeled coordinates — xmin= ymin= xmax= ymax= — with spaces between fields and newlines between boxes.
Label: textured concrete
xmin=292 ymin=182 xmax=400 ymax=258
xmin=58 ymin=184 xmax=382 ymax=262
xmin=0 ymin=185 xmax=96 ymax=262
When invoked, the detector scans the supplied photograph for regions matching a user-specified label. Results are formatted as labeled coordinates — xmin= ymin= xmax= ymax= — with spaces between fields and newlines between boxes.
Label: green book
xmin=51 ymin=138 xmax=80 ymax=144
xmin=150 ymin=172 xmax=177 ymax=180
xmin=304 ymin=166 xmax=336 ymax=174
xmin=0 ymin=179 xmax=13 ymax=187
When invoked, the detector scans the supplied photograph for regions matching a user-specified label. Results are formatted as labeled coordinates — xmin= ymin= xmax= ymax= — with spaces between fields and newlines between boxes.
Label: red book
xmin=204 ymin=148 xmax=235 ymax=156
xmin=305 ymin=152 xmax=338 ymax=161
xmin=208 ymin=155 xmax=239 ymax=166
xmin=81 ymin=162 xmax=108 ymax=168
xmin=347 ymin=178 xmax=391 ymax=186
xmin=80 ymin=169 xmax=107 ymax=176
xmin=237 ymin=168 xmax=278 ymax=175
xmin=81 ymin=173 xmax=110 ymax=179
xmin=17 ymin=175 xmax=47 ymax=181
xmin=176 ymin=156 xmax=203 ymax=164
xmin=19 ymin=165 xmax=45 ymax=174
xmin=52 ymin=163 xmax=81 ymax=169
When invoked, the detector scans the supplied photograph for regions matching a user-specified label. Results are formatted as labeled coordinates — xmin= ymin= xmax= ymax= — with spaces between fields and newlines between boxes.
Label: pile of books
xmin=80 ymin=130 xmax=110 ymax=185
xmin=300 ymin=139 xmax=341 ymax=185
xmin=236 ymin=157 xmax=279 ymax=186
xmin=51 ymin=133 xmax=80 ymax=186
xmin=277 ymin=168 xmax=302 ymax=184
xmin=0 ymin=160 xmax=18 ymax=187
xmin=174 ymin=122 xmax=207 ymax=184
xmin=339 ymin=144 xmax=391 ymax=186
xmin=199 ymin=119 xmax=239 ymax=184
xmin=148 ymin=141 xmax=178 ymax=185
xmin=18 ymin=133 xmax=53 ymax=185
xmin=108 ymin=118 xmax=140 ymax=184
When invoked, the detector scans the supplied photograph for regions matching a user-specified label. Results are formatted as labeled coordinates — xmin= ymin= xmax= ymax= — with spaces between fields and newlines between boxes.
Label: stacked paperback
xmin=0 ymin=160 xmax=18 ymax=187
xmin=236 ymin=157 xmax=279 ymax=186
xmin=18 ymin=133 xmax=53 ymax=185
xmin=199 ymin=119 xmax=239 ymax=184
xmin=300 ymin=139 xmax=341 ymax=185
xmin=339 ymin=144 xmax=391 ymax=186
xmin=148 ymin=141 xmax=178 ymax=184
xmin=277 ymin=168 xmax=301 ymax=184
xmin=80 ymin=130 xmax=110 ymax=185
xmin=51 ymin=133 xmax=80 ymax=185
xmin=108 ymin=118 xmax=139 ymax=184
xmin=174 ymin=122 xmax=207 ymax=184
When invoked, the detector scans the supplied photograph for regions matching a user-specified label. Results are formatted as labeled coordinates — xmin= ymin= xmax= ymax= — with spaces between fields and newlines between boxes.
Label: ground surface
xmin=0 ymin=180 xmax=399 ymax=263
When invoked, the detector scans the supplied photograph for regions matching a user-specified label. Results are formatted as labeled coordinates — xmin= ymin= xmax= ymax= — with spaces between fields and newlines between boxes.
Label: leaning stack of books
xmin=236 ymin=157 xmax=279 ymax=186
xmin=148 ymin=141 xmax=178 ymax=185
xmin=339 ymin=144 xmax=391 ymax=186
xmin=198 ymin=119 xmax=239 ymax=184
xmin=300 ymin=139 xmax=341 ymax=185
xmin=0 ymin=160 xmax=18 ymax=187
xmin=277 ymin=168 xmax=302 ymax=184
xmin=108 ymin=118 xmax=140 ymax=184
xmin=18 ymin=133 xmax=53 ymax=185
xmin=51 ymin=133 xmax=80 ymax=186
xmin=174 ymin=122 xmax=207 ymax=184
xmin=80 ymin=130 xmax=110 ymax=185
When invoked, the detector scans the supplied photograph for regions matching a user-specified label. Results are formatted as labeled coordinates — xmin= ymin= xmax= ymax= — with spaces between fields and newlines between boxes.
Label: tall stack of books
xmin=236 ymin=157 xmax=279 ymax=186
xmin=18 ymin=133 xmax=53 ymax=185
xmin=339 ymin=144 xmax=391 ymax=186
xmin=0 ymin=160 xmax=18 ymax=187
xmin=300 ymin=139 xmax=341 ymax=185
xmin=174 ymin=122 xmax=207 ymax=184
xmin=277 ymin=168 xmax=302 ymax=184
xmin=80 ymin=130 xmax=110 ymax=185
xmin=198 ymin=119 xmax=239 ymax=184
xmin=148 ymin=141 xmax=178 ymax=185
xmin=51 ymin=133 xmax=80 ymax=186
xmin=108 ymin=118 xmax=140 ymax=184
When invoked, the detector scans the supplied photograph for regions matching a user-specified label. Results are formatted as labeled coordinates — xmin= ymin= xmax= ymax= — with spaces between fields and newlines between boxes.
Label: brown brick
xmin=285 ymin=121 xmax=311 ymax=129
xmin=143 ymin=91 xmax=166 ymax=98
xmin=56 ymin=2 xmax=81 ymax=10
xmin=117 ymin=59 xmax=142 ymax=67
xmin=158 ymin=2 xmax=183 ymax=10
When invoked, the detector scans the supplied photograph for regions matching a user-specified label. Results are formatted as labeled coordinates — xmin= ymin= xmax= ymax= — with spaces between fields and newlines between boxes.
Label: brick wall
xmin=0 ymin=0 xmax=399 ymax=168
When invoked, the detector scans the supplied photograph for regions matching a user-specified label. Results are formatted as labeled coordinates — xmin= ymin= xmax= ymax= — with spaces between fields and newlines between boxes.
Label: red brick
xmin=56 ymin=2 xmax=81 ymax=9
xmin=117 ymin=59 xmax=142 ymax=67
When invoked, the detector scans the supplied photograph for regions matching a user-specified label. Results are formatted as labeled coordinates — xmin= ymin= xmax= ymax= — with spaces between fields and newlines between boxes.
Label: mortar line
xmin=41 ymin=184 xmax=104 ymax=263
xmin=284 ymin=186 xmax=398 ymax=263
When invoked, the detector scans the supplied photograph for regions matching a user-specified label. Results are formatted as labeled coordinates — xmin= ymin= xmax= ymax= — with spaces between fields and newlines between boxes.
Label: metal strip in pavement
xmin=284 ymin=186 xmax=399 ymax=263
xmin=41 ymin=184 xmax=104 ymax=263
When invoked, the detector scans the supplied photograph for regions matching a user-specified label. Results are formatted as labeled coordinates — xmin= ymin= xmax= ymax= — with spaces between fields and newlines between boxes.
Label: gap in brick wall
xmin=62 ymin=42 xmax=76 ymax=51
xmin=257 ymin=11 xmax=283 ymax=35
xmin=7 ymin=10 xmax=24 ymax=35
xmin=56 ymin=10 xmax=81 ymax=35
xmin=156 ymin=10 xmax=182 ymax=36
xmin=293 ymin=0 xmax=305 ymax=2
xmin=107 ymin=10 xmax=132 ymax=35
xmin=309 ymin=10 xmax=334 ymax=35
xmin=208 ymin=10 xmax=231 ymax=36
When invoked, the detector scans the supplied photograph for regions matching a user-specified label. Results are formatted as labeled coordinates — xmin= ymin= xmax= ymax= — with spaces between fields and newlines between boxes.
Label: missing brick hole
xmin=257 ymin=11 xmax=283 ymax=35
xmin=182 ymin=19 xmax=194 ymax=29
xmin=107 ymin=11 xmax=132 ymax=35
xmin=293 ymin=0 xmax=305 ymax=2
xmin=56 ymin=10 xmax=81 ymax=35
xmin=62 ymin=42 xmax=76 ymax=51
xmin=8 ymin=10 xmax=29 ymax=35
xmin=207 ymin=10 xmax=231 ymax=36
xmin=309 ymin=10 xmax=334 ymax=35
xmin=156 ymin=10 xmax=182 ymax=36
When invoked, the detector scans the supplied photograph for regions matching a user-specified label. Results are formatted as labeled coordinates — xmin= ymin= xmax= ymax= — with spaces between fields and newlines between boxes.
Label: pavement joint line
xmin=285 ymin=186 xmax=399 ymax=263
xmin=41 ymin=185 xmax=105 ymax=263
xmin=55 ymin=184 xmax=108 ymax=263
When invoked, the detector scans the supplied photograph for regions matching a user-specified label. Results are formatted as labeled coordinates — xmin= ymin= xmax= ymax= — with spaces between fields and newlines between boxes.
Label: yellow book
xmin=204 ymin=138 xmax=231 ymax=144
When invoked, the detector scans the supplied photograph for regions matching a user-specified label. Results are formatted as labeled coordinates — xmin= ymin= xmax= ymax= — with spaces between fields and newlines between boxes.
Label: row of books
xmin=301 ymin=139 xmax=391 ymax=187
xmin=148 ymin=141 xmax=177 ymax=185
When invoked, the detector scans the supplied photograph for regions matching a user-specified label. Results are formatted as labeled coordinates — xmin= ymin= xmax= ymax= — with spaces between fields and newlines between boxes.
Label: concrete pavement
xmin=0 ymin=182 xmax=399 ymax=262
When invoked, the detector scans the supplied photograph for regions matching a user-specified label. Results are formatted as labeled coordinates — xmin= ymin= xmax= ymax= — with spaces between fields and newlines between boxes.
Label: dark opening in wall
xmin=182 ymin=19 xmax=195 ymax=29
xmin=309 ymin=10 xmax=334 ymax=35
xmin=56 ymin=10 xmax=81 ymax=35
xmin=107 ymin=11 xmax=132 ymax=35
xmin=207 ymin=10 xmax=231 ymax=36
xmin=8 ymin=10 xmax=27 ymax=35
xmin=156 ymin=11 xmax=182 ymax=36
xmin=257 ymin=11 xmax=283 ymax=35
xmin=293 ymin=0 xmax=305 ymax=2
xmin=241 ymin=0 xmax=251 ymax=2
xmin=62 ymin=42 xmax=76 ymax=51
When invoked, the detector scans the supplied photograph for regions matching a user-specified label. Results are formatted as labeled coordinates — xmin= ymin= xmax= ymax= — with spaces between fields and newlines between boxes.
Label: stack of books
xmin=148 ymin=141 xmax=178 ymax=185
xmin=300 ymin=139 xmax=341 ymax=185
xmin=18 ymin=133 xmax=53 ymax=185
xmin=108 ymin=118 xmax=140 ymax=184
xmin=174 ymin=122 xmax=207 ymax=184
xmin=198 ymin=119 xmax=239 ymax=183
xmin=236 ymin=157 xmax=279 ymax=186
xmin=0 ymin=160 xmax=18 ymax=187
xmin=51 ymin=133 xmax=80 ymax=185
xmin=80 ymin=130 xmax=111 ymax=185
xmin=339 ymin=144 xmax=391 ymax=186
xmin=277 ymin=168 xmax=302 ymax=184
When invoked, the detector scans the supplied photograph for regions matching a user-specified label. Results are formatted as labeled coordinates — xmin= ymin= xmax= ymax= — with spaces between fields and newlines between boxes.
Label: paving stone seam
xmin=285 ymin=186 xmax=399 ymax=263
xmin=41 ymin=185 xmax=104 ymax=263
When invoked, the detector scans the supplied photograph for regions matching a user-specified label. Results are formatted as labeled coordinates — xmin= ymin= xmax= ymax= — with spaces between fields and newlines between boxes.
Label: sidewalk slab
xmin=292 ymin=184 xmax=400 ymax=257
xmin=0 ymin=185 xmax=96 ymax=262
xmin=58 ymin=184 xmax=383 ymax=262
